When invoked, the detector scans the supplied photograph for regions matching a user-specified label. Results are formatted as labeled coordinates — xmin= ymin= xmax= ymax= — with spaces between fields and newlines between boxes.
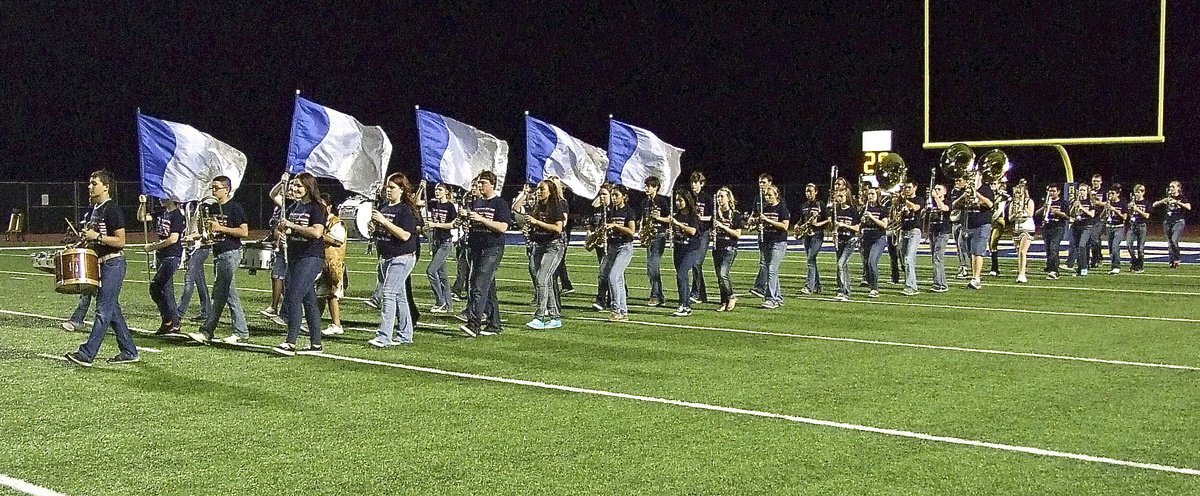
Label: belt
xmin=98 ymin=252 xmax=124 ymax=263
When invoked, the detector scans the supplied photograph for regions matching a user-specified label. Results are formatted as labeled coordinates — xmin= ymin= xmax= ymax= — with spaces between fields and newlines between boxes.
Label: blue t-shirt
xmin=375 ymin=202 xmax=420 ymax=258
xmin=1165 ymin=196 xmax=1190 ymax=224
xmin=86 ymin=199 xmax=125 ymax=259
xmin=760 ymin=202 xmax=790 ymax=244
xmin=155 ymin=208 xmax=187 ymax=260
xmin=211 ymin=200 xmax=248 ymax=255
xmin=467 ymin=195 xmax=513 ymax=249
xmin=285 ymin=201 xmax=327 ymax=261
xmin=966 ymin=185 xmax=996 ymax=229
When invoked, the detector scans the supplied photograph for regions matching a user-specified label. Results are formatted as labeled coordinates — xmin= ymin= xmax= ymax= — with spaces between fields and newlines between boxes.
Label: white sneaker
xmin=269 ymin=315 xmax=286 ymax=327
xmin=835 ymin=293 xmax=849 ymax=301
xmin=1109 ymin=268 xmax=1120 ymax=275
xmin=220 ymin=335 xmax=243 ymax=344
xmin=321 ymin=324 xmax=344 ymax=336
xmin=868 ymin=290 xmax=880 ymax=298
xmin=967 ymin=278 xmax=982 ymax=290
xmin=1016 ymin=275 xmax=1028 ymax=283
xmin=60 ymin=321 xmax=83 ymax=332
xmin=429 ymin=305 xmax=448 ymax=314
xmin=367 ymin=337 xmax=390 ymax=348
xmin=259 ymin=307 xmax=277 ymax=317
xmin=1080 ymin=269 xmax=1089 ymax=276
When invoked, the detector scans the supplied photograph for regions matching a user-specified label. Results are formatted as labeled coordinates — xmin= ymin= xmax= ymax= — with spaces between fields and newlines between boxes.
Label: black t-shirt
xmin=900 ymin=197 xmax=924 ymax=231
xmin=211 ymin=200 xmax=248 ymax=255
xmin=1043 ymin=198 xmax=1069 ymax=228
xmin=949 ymin=187 xmax=968 ymax=223
xmin=86 ymin=199 xmax=125 ymax=259
xmin=832 ymin=204 xmax=860 ymax=242
xmin=644 ymin=195 xmax=671 ymax=235
xmin=529 ymin=199 xmax=567 ymax=245
xmin=860 ymin=204 xmax=887 ymax=239
xmin=760 ymin=202 xmax=790 ymax=244
xmin=375 ymin=202 xmax=420 ymax=258
xmin=692 ymin=190 xmax=711 ymax=233
xmin=427 ymin=200 xmax=457 ymax=242
xmin=795 ymin=200 xmax=827 ymax=235
xmin=467 ymin=195 xmax=512 ymax=249
xmin=966 ymin=185 xmax=996 ymax=229
xmin=1165 ymin=196 xmax=1190 ymax=224
xmin=1105 ymin=201 xmax=1128 ymax=227
xmin=672 ymin=210 xmax=702 ymax=247
xmin=927 ymin=200 xmax=952 ymax=236
xmin=285 ymin=201 xmax=327 ymax=260
xmin=1072 ymin=197 xmax=1096 ymax=225
xmin=1129 ymin=198 xmax=1151 ymax=225
xmin=155 ymin=208 xmax=187 ymax=260
xmin=714 ymin=209 xmax=744 ymax=250
xmin=606 ymin=204 xmax=636 ymax=245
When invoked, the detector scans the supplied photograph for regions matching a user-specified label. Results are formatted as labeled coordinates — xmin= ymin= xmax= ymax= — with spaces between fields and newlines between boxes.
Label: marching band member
xmin=1154 ymin=180 xmax=1190 ymax=268
xmin=60 ymin=211 xmax=95 ymax=332
xmin=796 ymin=183 xmax=829 ymax=295
xmin=750 ymin=173 xmax=776 ymax=298
xmin=859 ymin=187 xmax=888 ymax=298
xmin=642 ymin=176 xmax=670 ymax=307
xmin=460 ymin=171 xmax=512 ymax=337
xmin=366 ymin=173 xmax=421 ymax=347
xmin=547 ymin=177 xmax=575 ymax=296
xmin=831 ymin=190 xmax=860 ymax=301
xmin=927 ymin=184 xmax=951 ymax=292
xmin=514 ymin=183 xmax=538 ymax=290
xmin=669 ymin=190 xmax=705 ymax=317
xmin=139 ymin=196 xmax=185 ymax=334
xmin=176 ymin=201 xmax=212 ymax=325
xmin=1008 ymin=181 xmax=1035 ymax=283
xmin=316 ymin=194 xmax=346 ymax=336
xmin=1126 ymin=184 xmax=1151 ymax=273
xmin=712 ymin=186 xmax=743 ymax=311
xmin=952 ymin=170 xmax=995 ymax=289
xmin=755 ymin=185 xmax=790 ymax=308
xmin=687 ymin=171 xmax=710 ymax=304
xmin=897 ymin=181 xmax=924 ymax=295
xmin=987 ymin=179 xmax=1009 ymax=277
xmin=271 ymin=173 xmax=327 ymax=355
xmin=1088 ymin=174 xmax=1106 ymax=269
xmin=1066 ymin=183 xmax=1097 ymax=276
xmin=949 ymin=176 xmax=971 ymax=279
xmin=425 ymin=183 xmax=457 ymax=313
xmin=588 ymin=186 xmax=613 ymax=312
xmin=1036 ymin=184 xmax=1070 ymax=280
xmin=451 ymin=182 xmax=481 ymax=302
xmin=525 ymin=179 xmax=568 ymax=330
xmin=602 ymin=185 xmax=637 ymax=321
xmin=64 ymin=170 xmax=138 ymax=366
xmin=188 ymin=175 xmax=250 ymax=344
xmin=1103 ymin=185 xmax=1128 ymax=274
xmin=260 ymin=176 xmax=289 ymax=322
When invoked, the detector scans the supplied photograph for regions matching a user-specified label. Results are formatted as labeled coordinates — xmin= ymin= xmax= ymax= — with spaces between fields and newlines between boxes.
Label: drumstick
xmin=64 ymin=218 xmax=80 ymax=236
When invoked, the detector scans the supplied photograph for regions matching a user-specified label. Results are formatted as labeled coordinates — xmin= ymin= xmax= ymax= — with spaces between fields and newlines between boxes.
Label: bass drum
xmin=55 ymin=248 xmax=100 ymax=295
xmin=338 ymin=197 xmax=374 ymax=241
xmin=239 ymin=240 xmax=276 ymax=275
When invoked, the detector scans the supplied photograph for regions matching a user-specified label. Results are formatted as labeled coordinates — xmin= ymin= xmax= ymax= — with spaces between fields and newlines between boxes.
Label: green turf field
xmin=2 ymin=243 xmax=1199 ymax=495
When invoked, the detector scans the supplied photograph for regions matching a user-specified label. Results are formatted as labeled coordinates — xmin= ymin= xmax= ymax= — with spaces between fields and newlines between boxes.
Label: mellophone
xmin=32 ymin=248 xmax=101 ymax=295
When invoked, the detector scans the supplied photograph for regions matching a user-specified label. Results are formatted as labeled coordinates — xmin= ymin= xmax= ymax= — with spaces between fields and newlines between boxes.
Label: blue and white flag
xmin=287 ymin=96 xmax=392 ymax=196
xmin=416 ymin=109 xmax=509 ymax=190
xmin=137 ymin=112 xmax=247 ymax=202
xmin=526 ymin=115 xmax=608 ymax=199
xmin=606 ymin=119 xmax=684 ymax=195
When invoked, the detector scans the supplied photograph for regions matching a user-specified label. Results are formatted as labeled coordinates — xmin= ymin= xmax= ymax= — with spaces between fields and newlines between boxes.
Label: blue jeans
xmin=532 ymin=240 xmax=564 ymax=319
xmin=712 ymin=247 xmax=737 ymax=305
xmin=1043 ymin=224 xmax=1066 ymax=273
xmin=1165 ymin=220 xmax=1185 ymax=264
xmin=452 ymin=240 xmax=470 ymax=295
xmin=593 ymin=247 xmax=610 ymax=308
xmin=645 ymin=235 xmax=666 ymax=300
xmin=1068 ymin=223 xmax=1095 ymax=272
xmin=673 ymin=241 xmax=707 ymax=309
xmin=901 ymin=228 xmax=921 ymax=291
xmin=753 ymin=247 xmax=766 ymax=294
xmin=690 ymin=243 xmax=708 ymax=302
xmin=284 ymin=256 xmax=325 ymax=345
xmin=150 ymin=256 xmax=181 ymax=324
xmin=69 ymin=293 xmax=92 ymax=324
xmin=861 ymin=235 xmax=887 ymax=290
xmin=203 ymin=248 xmax=247 ymax=337
xmin=761 ymin=240 xmax=786 ymax=304
xmin=930 ymin=233 xmax=948 ymax=289
xmin=467 ymin=244 xmax=504 ymax=329
xmin=836 ymin=238 xmax=859 ymax=297
xmin=76 ymin=257 xmax=136 ymax=362
xmin=177 ymin=245 xmax=211 ymax=321
xmin=803 ymin=234 xmax=823 ymax=292
xmin=1128 ymin=223 xmax=1147 ymax=270
xmin=426 ymin=239 xmax=453 ymax=308
xmin=605 ymin=242 xmax=634 ymax=314
xmin=1107 ymin=226 xmax=1126 ymax=269
xmin=378 ymin=254 xmax=417 ymax=344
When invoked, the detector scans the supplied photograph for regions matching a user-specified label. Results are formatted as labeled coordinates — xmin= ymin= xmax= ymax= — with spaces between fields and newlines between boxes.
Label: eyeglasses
xmin=210 ymin=185 xmax=227 ymax=191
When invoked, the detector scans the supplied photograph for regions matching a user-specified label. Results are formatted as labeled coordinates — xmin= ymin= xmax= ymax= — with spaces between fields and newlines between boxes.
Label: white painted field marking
xmin=0 ymin=474 xmax=69 ymax=496
xmin=314 ymin=352 xmax=1200 ymax=476
xmin=574 ymin=317 xmax=1200 ymax=371
xmin=792 ymin=296 xmax=1200 ymax=324
xmin=0 ymin=309 xmax=163 ymax=353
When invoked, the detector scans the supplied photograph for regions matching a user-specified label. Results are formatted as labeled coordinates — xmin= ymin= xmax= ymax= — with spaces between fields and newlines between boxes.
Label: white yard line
xmin=0 ymin=309 xmax=163 ymax=353
xmin=0 ymin=475 xmax=68 ymax=496
xmin=792 ymin=296 xmax=1200 ymax=324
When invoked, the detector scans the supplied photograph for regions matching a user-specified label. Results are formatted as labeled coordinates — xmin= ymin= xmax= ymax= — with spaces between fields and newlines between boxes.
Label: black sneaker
xmin=64 ymin=351 xmax=93 ymax=368
xmin=106 ymin=354 xmax=140 ymax=364
xmin=271 ymin=342 xmax=297 ymax=356
xmin=459 ymin=323 xmax=479 ymax=337
xmin=154 ymin=323 xmax=174 ymax=335
xmin=296 ymin=344 xmax=324 ymax=355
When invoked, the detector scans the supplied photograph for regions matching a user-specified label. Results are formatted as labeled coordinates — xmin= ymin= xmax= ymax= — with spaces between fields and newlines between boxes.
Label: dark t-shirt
xmin=927 ymin=200 xmax=952 ymax=236
xmin=606 ymin=204 xmax=636 ymax=245
xmin=1129 ymin=198 xmax=1150 ymax=226
xmin=211 ymin=200 xmax=248 ymax=255
xmin=529 ymin=199 xmax=567 ymax=245
xmin=375 ymin=202 xmax=420 ymax=258
xmin=427 ymin=200 xmax=457 ymax=243
xmin=832 ymin=204 xmax=860 ymax=242
xmin=87 ymin=199 xmax=125 ymax=259
xmin=860 ymin=204 xmax=887 ymax=239
xmin=714 ymin=209 xmax=744 ymax=250
xmin=900 ymin=197 xmax=925 ymax=231
xmin=966 ymin=185 xmax=996 ymax=229
xmin=949 ymin=187 xmax=968 ymax=223
xmin=760 ymin=202 xmax=790 ymax=244
xmin=1165 ymin=196 xmax=1190 ymax=224
xmin=644 ymin=195 xmax=671 ymax=236
xmin=692 ymin=190 xmax=711 ymax=233
xmin=1105 ymin=201 xmax=1128 ymax=227
xmin=156 ymin=208 xmax=187 ymax=260
xmin=796 ymin=200 xmax=827 ymax=236
xmin=285 ymin=201 xmax=327 ymax=260
xmin=1043 ymin=198 xmax=1069 ymax=228
xmin=467 ymin=195 xmax=512 ymax=249
xmin=672 ymin=210 xmax=702 ymax=247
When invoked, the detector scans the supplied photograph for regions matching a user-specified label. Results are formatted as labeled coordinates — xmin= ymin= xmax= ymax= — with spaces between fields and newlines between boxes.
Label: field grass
xmin=1 ymin=242 xmax=1199 ymax=495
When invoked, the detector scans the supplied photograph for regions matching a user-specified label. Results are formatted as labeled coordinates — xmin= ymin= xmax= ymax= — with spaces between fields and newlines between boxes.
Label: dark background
xmin=1 ymin=1 xmax=1195 ymax=198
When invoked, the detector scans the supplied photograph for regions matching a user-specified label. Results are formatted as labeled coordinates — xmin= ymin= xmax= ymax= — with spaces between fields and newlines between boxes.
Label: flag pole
xmin=136 ymin=107 xmax=152 ymax=282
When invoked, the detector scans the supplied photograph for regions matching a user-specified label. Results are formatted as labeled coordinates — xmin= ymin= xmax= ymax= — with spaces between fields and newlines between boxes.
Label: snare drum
xmin=239 ymin=241 xmax=275 ymax=274
xmin=339 ymin=196 xmax=374 ymax=240
xmin=55 ymin=248 xmax=100 ymax=295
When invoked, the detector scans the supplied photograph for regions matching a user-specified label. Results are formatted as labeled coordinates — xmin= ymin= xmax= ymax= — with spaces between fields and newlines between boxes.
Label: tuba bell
xmin=939 ymin=143 xmax=975 ymax=181
xmin=977 ymin=149 xmax=1011 ymax=185
xmin=877 ymin=153 xmax=907 ymax=236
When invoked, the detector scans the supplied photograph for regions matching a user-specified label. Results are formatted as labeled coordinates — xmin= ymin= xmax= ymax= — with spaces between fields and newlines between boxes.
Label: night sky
xmin=3 ymin=1 xmax=1196 ymax=193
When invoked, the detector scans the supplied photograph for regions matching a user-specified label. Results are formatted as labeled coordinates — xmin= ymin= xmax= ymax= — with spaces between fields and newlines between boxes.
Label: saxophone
xmin=638 ymin=202 xmax=659 ymax=247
